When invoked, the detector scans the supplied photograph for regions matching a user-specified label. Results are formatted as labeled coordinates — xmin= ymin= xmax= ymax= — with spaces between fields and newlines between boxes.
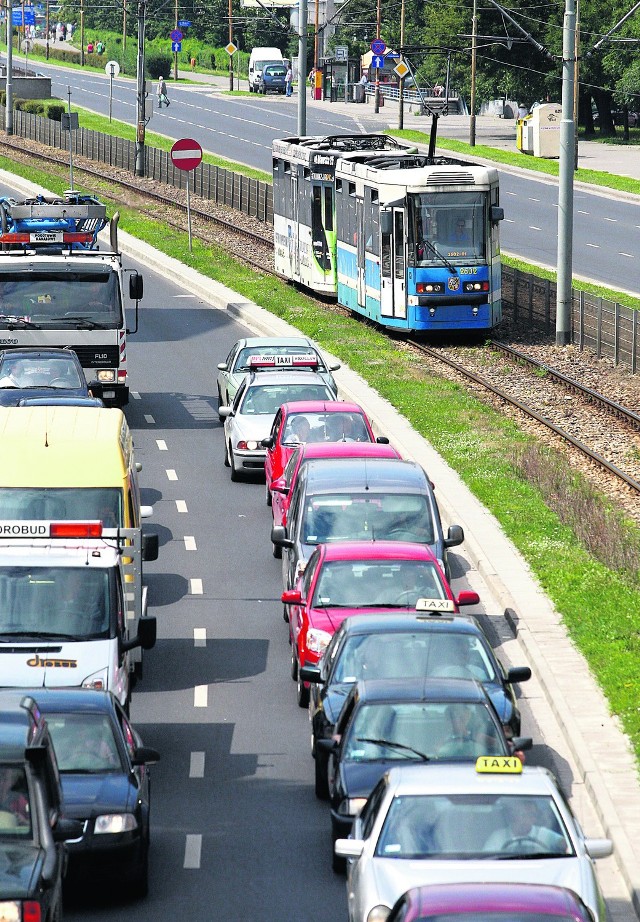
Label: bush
xmin=46 ymin=102 xmax=65 ymax=121
xmin=146 ymin=51 xmax=172 ymax=79
xmin=21 ymin=100 xmax=46 ymax=115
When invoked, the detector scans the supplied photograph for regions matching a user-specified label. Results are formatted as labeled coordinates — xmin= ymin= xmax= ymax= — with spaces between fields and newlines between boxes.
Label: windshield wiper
xmin=56 ymin=316 xmax=109 ymax=329
xmin=0 ymin=314 xmax=41 ymax=328
xmin=0 ymin=630 xmax=75 ymax=640
xmin=419 ymin=239 xmax=457 ymax=274
xmin=493 ymin=851 xmax=564 ymax=861
xmin=356 ymin=737 xmax=430 ymax=761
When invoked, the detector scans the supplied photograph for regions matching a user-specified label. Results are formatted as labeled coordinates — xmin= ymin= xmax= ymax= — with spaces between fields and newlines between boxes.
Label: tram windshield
xmin=409 ymin=192 xmax=486 ymax=266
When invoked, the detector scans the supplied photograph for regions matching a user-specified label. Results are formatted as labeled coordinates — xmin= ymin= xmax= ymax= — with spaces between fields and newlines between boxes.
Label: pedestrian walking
xmin=157 ymin=76 xmax=170 ymax=108
xmin=285 ymin=66 xmax=293 ymax=97
xmin=309 ymin=66 xmax=316 ymax=97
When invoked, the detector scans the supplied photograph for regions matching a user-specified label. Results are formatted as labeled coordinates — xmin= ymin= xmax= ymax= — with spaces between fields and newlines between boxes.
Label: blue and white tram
xmin=335 ymin=153 xmax=504 ymax=332
xmin=272 ymin=135 xmax=412 ymax=296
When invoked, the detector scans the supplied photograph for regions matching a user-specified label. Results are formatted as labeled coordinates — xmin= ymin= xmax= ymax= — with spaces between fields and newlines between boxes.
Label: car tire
xmin=229 ymin=444 xmax=240 ymax=481
xmin=266 ymin=481 xmax=272 ymax=506
xmin=224 ymin=440 xmax=230 ymax=467
xmin=297 ymin=667 xmax=310 ymax=709
xmin=290 ymin=638 xmax=298 ymax=679
xmin=272 ymin=541 xmax=282 ymax=559
xmin=128 ymin=840 xmax=149 ymax=899
xmin=315 ymin=750 xmax=329 ymax=800
xmin=217 ymin=385 xmax=225 ymax=422
xmin=331 ymin=829 xmax=346 ymax=874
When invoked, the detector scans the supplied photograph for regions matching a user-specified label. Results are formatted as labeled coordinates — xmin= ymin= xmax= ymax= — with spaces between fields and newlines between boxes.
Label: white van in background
xmin=248 ymin=47 xmax=284 ymax=92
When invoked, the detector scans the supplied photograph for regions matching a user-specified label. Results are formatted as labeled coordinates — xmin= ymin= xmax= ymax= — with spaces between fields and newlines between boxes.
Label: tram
xmin=272 ymin=136 xmax=504 ymax=333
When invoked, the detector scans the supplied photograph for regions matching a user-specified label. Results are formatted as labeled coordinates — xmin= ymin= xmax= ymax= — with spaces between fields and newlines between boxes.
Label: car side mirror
xmin=131 ymin=746 xmax=161 ymax=766
xmin=282 ymin=589 xmax=302 ymax=605
xmin=299 ymin=665 xmax=323 ymax=684
xmin=444 ymin=524 xmax=464 ymax=548
xmin=506 ymin=666 xmax=532 ymax=684
xmin=261 ymin=436 xmax=274 ymax=448
xmin=122 ymin=616 xmax=157 ymax=652
xmin=219 ymin=406 xmax=232 ymax=419
xmin=142 ymin=531 xmax=159 ymax=562
xmin=375 ymin=436 xmax=389 ymax=444
xmin=511 ymin=736 xmax=532 ymax=752
xmin=271 ymin=477 xmax=289 ymax=495
xmin=53 ymin=817 xmax=84 ymax=843
xmin=455 ymin=590 xmax=480 ymax=607
xmin=217 ymin=363 xmax=228 ymax=371
xmin=129 ymin=272 xmax=143 ymax=300
xmin=271 ymin=525 xmax=293 ymax=548
xmin=316 ymin=738 xmax=338 ymax=754
xmin=490 ymin=205 xmax=504 ymax=223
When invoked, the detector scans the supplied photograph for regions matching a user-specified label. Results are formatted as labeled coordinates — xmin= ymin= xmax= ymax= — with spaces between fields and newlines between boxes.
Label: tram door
xmin=356 ymin=197 xmax=366 ymax=307
xmin=380 ymin=207 xmax=407 ymax=319
xmin=292 ymin=170 xmax=300 ymax=278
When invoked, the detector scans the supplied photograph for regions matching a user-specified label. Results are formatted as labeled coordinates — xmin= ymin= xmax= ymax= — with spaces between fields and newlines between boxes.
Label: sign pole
xmin=67 ymin=86 xmax=74 ymax=191
xmin=186 ymin=171 xmax=192 ymax=252
xmin=170 ymin=138 xmax=203 ymax=254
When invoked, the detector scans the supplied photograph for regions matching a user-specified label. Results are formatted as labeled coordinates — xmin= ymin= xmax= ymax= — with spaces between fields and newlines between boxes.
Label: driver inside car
xmin=483 ymin=798 xmax=568 ymax=854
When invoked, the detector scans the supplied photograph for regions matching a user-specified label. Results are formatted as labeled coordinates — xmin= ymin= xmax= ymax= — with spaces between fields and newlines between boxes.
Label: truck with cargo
xmin=0 ymin=192 xmax=143 ymax=407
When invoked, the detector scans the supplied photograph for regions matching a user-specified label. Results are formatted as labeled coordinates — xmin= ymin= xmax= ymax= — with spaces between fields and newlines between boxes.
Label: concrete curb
xmin=2 ymin=167 xmax=639 ymax=914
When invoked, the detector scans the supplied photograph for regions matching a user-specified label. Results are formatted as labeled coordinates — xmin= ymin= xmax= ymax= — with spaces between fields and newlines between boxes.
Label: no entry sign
xmin=170 ymin=138 xmax=203 ymax=171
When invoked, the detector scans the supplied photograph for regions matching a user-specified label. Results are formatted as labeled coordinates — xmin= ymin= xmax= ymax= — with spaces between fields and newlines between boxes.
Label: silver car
xmin=216 ymin=337 xmax=339 ymax=420
xmin=336 ymin=761 xmax=612 ymax=922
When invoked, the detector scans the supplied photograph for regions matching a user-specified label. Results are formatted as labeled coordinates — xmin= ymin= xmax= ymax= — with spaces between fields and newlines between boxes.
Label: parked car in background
xmin=258 ymin=63 xmax=288 ymax=94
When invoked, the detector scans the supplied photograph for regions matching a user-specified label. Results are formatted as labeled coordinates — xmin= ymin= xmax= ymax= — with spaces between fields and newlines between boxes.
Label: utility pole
xmin=174 ymin=0 xmax=178 ymax=81
xmin=134 ymin=0 xmax=146 ymax=176
xmin=556 ymin=0 xmax=576 ymax=345
xmin=297 ymin=0 xmax=307 ymax=134
xmin=6 ymin=0 xmax=13 ymax=136
xmin=80 ymin=0 xmax=85 ymax=65
xmin=573 ymin=0 xmax=580 ymax=168
xmin=373 ymin=0 xmax=381 ymax=112
xmin=122 ymin=1 xmax=127 ymax=65
xmin=469 ymin=0 xmax=478 ymax=145
xmin=398 ymin=0 xmax=405 ymax=128
xmin=45 ymin=0 xmax=49 ymax=59
xmin=228 ymin=0 xmax=233 ymax=91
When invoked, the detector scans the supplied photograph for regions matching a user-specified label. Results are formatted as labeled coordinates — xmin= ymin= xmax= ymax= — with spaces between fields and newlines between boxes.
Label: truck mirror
xmin=137 ymin=616 xmax=157 ymax=650
xmin=129 ymin=272 xmax=143 ymax=300
xmin=142 ymin=532 xmax=159 ymax=562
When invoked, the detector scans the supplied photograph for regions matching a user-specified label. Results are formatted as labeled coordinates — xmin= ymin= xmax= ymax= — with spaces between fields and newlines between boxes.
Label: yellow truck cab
xmin=0 ymin=405 xmax=150 ymax=526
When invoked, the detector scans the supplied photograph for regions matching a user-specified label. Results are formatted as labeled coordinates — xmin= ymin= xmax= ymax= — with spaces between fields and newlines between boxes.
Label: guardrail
xmin=3 ymin=106 xmax=637 ymax=373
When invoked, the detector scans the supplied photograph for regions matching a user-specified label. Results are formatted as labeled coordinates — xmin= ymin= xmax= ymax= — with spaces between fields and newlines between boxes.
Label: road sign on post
xmin=170 ymin=28 xmax=183 ymax=41
xmin=172 ymin=41 xmax=181 ymax=53
xmin=371 ymin=55 xmax=384 ymax=68
xmin=370 ymin=38 xmax=386 ymax=55
xmin=178 ymin=19 xmax=191 ymax=27
xmin=171 ymin=139 xmax=203 ymax=253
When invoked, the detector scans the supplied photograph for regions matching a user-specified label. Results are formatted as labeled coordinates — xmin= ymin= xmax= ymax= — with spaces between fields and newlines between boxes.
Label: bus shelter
xmin=321 ymin=57 xmax=360 ymax=102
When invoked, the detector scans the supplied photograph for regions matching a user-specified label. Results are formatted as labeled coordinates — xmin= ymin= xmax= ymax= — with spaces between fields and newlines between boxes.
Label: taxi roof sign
xmin=476 ymin=755 xmax=523 ymax=774
xmin=248 ymin=353 xmax=319 ymax=370
xmin=415 ymin=598 xmax=456 ymax=613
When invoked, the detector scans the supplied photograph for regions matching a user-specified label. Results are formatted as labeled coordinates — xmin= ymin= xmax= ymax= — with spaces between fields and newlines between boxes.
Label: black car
xmin=271 ymin=457 xmax=464 ymax=589
xmin=0 ymin=347 xmax=99 ymax=406
xmin=0 ymin=690 xmax=81 ymax=922
xmin=301 ymin=612 xmax=532 ymax=799
xmin=320 ymin=677 xmax=532 ymax=869
xmin=34 ymin=688 xmax=160 ymax=898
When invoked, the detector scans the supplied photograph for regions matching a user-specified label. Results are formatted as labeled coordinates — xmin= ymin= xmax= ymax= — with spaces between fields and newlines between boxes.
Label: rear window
xmin=302 ymin=493 xmax=433 ymax=544
xmin=265 ymin=66 xmax=286 ymax=76
xmin=0 ymin=486 xmax=122 ymax=525
xmin=0 ymin=764 xmax=32 ymax=836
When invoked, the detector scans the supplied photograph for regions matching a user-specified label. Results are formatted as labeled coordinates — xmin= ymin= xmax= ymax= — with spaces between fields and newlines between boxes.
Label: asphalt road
xmin=5 ymin=57 xmax=639 ymax=295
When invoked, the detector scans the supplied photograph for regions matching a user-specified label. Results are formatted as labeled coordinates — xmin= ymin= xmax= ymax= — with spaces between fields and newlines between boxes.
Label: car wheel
xmin=272 ymin=541 xmax=282 ymax=559
xmin=315 ymin=749 xmax=329 ymax=800
xmin=297 ymin=667 xmax=310 ymax=709
xmin=229 ymin=444 xmax=240 ymax=481
xmin=223 ymin=440 xmax=230 ymax=467
xmin=128 ymin=840 xmax=149 ymax=899
xmin=265 ymin=480 xmax=272 ymax=506
xmin=290 ymin=637 xmax=298 ymax=679
xmin=217 ymin=385 xmax=225 ymax=422
xmin=332 ymin=829 xmax=346 ymax=874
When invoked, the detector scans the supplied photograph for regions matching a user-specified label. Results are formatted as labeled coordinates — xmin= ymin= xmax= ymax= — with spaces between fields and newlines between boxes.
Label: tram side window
xmin=347 ymin=182 xmax=357 ymax=246
xmin=394 ymin=211 xmax=404 ymax=279
xmin=324 ymin=187 xmax=333 ymax=232
xmin=299 ymin=170 xmax=311 ymax=227
xmin=364 ymin=188 xmax=379 ymax=256
xmin=335 ymin=180 xmax=347 ymax=243
xmin=311 ymin=185 xmax=323 ymax=248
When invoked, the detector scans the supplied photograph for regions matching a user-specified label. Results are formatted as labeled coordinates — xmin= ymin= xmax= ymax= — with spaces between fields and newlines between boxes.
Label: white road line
xmin=190 ymin=752 xmax=205 ymax=778
xmin=193 ymin=627 xmax=206 ymax=647
xmin=184 ymin=536 xmax=197 ymax=550
xmin=194 ymin=685 xmax=208 ymax=707
xmin=619 ymin=252 xmax=634 ymax=258
xmin=586 ymin=243 xmax=600 ymax=248
xmin=190 ymin=578 xmax=203 ymax=594
xmin=144 ymin=414 xmax=155 ymax=424
xmin=156 ymin=439 xmax=168 ymax=451
xmin=529 ymin=226 xmax=541 ymax=231
xmin=604 ymin=217 xmax=617 ymax=222
xmin=176 ymin=500 xmax=188 ymax=513
xmin=578 ymin=210 xmax=590 ymax=215
xmin=174 ymin=294 xmax=197 ymax=298
xmin=166 ymin=469 xmax=178 ymax=481
xmin=528 ymin=197 xmax=541 ymax=202
xmin=504 ymin=218 xmax=515 ymax=223
xmin=505 ymin=191 xmax=517 ymax=195
xmin=184 ymin=834 xmax=202 ymax=868
xmin=131 ymin=391 xmax=141 ymax=400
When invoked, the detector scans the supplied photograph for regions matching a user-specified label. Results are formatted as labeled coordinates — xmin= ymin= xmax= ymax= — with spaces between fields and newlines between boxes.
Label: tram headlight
xmin=463 ymin=281 xmax=490 ymax=292
xmin=416 ymin=282 xmax=444 ymax=294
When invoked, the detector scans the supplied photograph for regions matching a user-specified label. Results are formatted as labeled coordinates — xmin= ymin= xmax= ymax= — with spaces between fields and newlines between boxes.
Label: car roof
xmin=247 ymin=371 xmax=331 ymax=386
xmin=403 ymin=882 xmax=591 ymax=918
xmin=0 ymin=347 xmax=82 ymax=363
xmin=237 ymin=336 xmax=314 ymax=348
xmin=385 ymin=762 xmax=557 ymax=796
xmin=0 ymin=689 xmax=48 ymax=761
xmin=320 ymin=541 xmax=440 ymax=563
xmin=300 ymin=443 xmax=399 ymax=461
xmin=26 ymin=688 xmax=116 ymax=715
xmin=352 ymin=677 xmax=488 ymax=705
xmin=281 ymin=401 xmax=363 ymax=414
xmin=303 ymin=457 xmax=426 ymax=490
xmin=340 ymin=612 xmax=479 ymax=636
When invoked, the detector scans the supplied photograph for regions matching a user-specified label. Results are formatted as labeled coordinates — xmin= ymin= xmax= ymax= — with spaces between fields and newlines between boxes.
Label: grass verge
xmin=3 ymin=152 xmax=640 ymax=758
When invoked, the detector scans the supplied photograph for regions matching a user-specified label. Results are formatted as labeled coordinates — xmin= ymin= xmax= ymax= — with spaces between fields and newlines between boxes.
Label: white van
xmin=248 ymin=46 xmax=284 ymax=92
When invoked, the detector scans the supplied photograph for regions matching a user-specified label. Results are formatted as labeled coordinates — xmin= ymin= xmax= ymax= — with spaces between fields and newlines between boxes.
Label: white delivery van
xmin=248 ymin=46 xmax=284 ymax=92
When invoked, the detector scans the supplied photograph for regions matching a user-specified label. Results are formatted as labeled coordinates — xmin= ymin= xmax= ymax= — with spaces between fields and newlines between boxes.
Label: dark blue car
xmin=0 ymin=347 xmax=102 ymax=406
xmin=258 ymin=63 xmax=287 ymax=94
xmin=34 ymin=689 xmax=160 ymax=898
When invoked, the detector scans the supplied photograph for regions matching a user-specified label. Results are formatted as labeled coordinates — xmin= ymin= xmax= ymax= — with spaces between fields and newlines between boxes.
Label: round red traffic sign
xmin=170 ymin=138 xmax=203 ymax=171
xmin=170 ymin=28 xmax=183 ymax=41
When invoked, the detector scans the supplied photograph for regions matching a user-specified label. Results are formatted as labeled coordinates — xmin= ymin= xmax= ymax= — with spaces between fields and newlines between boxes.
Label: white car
xmin=216 ymin=336 xmax=339 ymax=420
xmin=336 ymin=759 xmax=612 ymax=922
xmin=220 ymin=360 xmax=336 ymax=480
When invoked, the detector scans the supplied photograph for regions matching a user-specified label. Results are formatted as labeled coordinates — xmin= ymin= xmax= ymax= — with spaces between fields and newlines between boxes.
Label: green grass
xmin=3 ymin=152 xmax=640 ymax=756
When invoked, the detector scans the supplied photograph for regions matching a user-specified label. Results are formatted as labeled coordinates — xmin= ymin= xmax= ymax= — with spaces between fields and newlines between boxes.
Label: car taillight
xmin=23 ymin=902 xmax=41 ymax=922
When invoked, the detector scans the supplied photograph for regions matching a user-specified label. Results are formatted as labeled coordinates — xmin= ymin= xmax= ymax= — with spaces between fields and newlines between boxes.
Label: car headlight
xmin=367 ymin=907 xmax=391 ymax=922
xmin=246 ymin=440 xmax=259 ymax=450
xmin=337 ymin=797 xmax=367 ymax=816
xmin=306 ymin=628 xmax=332 ymax=655
xmin=96 ymin=369 xmax=116 ymax=383
xmin=94 ymin=813 xmax=138 ymax=834
xmin=82 ymin=667 xmax=108 ymax=691
xmin=0 ymin=902 xmax=21 ymax=922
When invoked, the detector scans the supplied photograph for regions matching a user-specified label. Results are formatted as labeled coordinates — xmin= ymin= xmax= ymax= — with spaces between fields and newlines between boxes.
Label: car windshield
xmin=0 ymin=487 xmax=122 ymax=525
xmin=235 ymin=346 xmax=324 ymax=372
xmin=332 ymin=632 xmax=496 ymax=684
xmin=0 ymin=271 xmax=122 ymax=326
xmin=47 ymin=714 xmax=123 ymax=773
xmin=302 ymin=493 xmax=433 ymax=545
xmin=241 ymin=384 xmax=332 ymax=416
xmin=0 ymin=764 xmax=32 ymax=836
xmin=344 ymin=701 xmax=505 ymax=762
xmin=376 ymin=794 xmax=573 ymax=860
xmin=0 ymin=356 xmax=84 ymax=390
xmin=283 ymin=412 xmax=371 ymax=445
xmin=312 ymin=560 xmax=446 ymax=609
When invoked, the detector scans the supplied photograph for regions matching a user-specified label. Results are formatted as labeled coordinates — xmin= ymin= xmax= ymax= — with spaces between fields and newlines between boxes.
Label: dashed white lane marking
xmin=504 ymin=218 xmax=515 ymax=223
xmin=194 ymin=628 xmax=206 ymax=647
xmin=144 ymin=414 xmax=155 ymax=424
xmin=166 ymin=469 xmax=178 ymax=481
xmin=184 ymin=834 xmax=202 ymax=868
xmin=190 ymin=752 xmax=205 ymax=778
xmin=194 ymin=685 xmax=208 ymax=707
xmin=578 ymin=210 xmax=589 ymax=215
xmin=528 ymin=197 xmax=540 ymax=202
xmin=176 ymin=500 xmax=188 ymax=512
xmin=604 ymin=217 xmax=617 ymax=222
xmin=619 ymin=252 xmax=634 ymax=258
xmin=184 ymin=536 xmax=197 ymax=550
xmin=190 ymin=578 xmax=203 ymax=594
xmin=156 ymin=439 xmax=168 ymax=451
xmin=586 ymin=243 xmax=600 ymax=248
xmin=529 ymin=226 xmax=541 ymax=231
xmin=505 ymin=191 xmax=517 ymax=195
xmin=131 ymin=391 xmax=141 ymax=400
xmin=174 ymin=294 xmax=196 ymax=298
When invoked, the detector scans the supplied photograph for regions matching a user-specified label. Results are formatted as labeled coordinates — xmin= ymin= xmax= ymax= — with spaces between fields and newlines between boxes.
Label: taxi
xmin=282 ymin=541 xmax=479 ymax=708
xmin=262 ymin=400 xmax=387 ymax=504
xmin=336 ymin=759 xmax=613 ymax=922
xmin=216 ymin=336 xmax=339 ymax=418
xmin=219 ymin=355 xmax=336 ymax=481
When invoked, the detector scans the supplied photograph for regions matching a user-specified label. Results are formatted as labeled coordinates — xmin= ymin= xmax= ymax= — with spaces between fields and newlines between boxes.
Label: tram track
xmin=2 ymin=135 xmax=639 ymax=516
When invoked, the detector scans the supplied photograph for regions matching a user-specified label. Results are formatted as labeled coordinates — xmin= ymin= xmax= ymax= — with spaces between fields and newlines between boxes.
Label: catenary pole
xmin=6 ymin=0 xmax=13 ymax=135
xmin=297 ymin=0 xmax=307 ymax=134
xmin=556 ymin=0 xmax=576 ymax=344
xmin=134 ymin=0 xmax=146 ymax=176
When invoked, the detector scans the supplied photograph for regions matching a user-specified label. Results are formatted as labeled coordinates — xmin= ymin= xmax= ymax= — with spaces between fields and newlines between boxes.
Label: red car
xmin=386 ymin=882 xmax=595 ymax=922
xmin=270 ymin=441 xmax=402 ymax=558
xmin=281 ymin=541 xmax=480 ymax=706
xmin=262 ymin=400 xmax=388 ymax=506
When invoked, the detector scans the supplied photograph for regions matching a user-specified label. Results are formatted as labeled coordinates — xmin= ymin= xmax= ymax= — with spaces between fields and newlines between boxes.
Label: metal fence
xmin=5 ymin=108 xmax=639 ymax=372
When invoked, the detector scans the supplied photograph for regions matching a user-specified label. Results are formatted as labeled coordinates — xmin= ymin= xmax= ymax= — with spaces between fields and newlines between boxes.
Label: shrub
xmin=146 ymin=51 xmax=172 ymax=79
xmin=46 ymin=102 xmax=65 ymax=121
xmin=21 ymin=100 xmax=46 ymax=115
